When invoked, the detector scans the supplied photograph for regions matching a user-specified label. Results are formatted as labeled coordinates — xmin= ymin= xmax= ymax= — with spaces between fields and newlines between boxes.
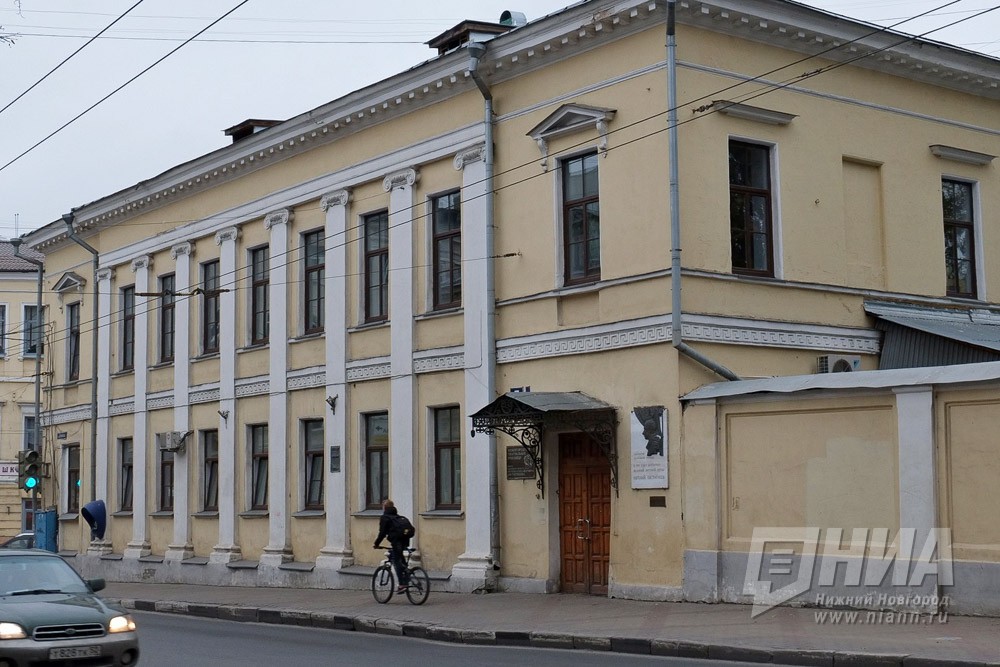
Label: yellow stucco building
xmin=22 ymin=0 xmax=1000 ymax=612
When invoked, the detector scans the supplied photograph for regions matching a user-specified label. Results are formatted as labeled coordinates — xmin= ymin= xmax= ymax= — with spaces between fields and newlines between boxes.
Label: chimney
xmin=426 ymin=10 xmax=528 ymax=55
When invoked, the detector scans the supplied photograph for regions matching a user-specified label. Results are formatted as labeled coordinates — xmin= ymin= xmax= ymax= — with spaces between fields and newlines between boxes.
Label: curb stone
xmin=114 ymin=598 xmax=1000 ymax=666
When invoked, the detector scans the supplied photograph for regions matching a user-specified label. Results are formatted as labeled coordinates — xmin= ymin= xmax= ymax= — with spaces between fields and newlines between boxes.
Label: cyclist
xmin=373 ymin=499 xmax=410 ymax=593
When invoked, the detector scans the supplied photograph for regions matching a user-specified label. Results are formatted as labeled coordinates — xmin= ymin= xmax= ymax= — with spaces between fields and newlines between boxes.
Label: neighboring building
xmin=0 ymin=241 xmax=45 ymax=538
xmin=22 ymin=0 xmax=1000 ymax=610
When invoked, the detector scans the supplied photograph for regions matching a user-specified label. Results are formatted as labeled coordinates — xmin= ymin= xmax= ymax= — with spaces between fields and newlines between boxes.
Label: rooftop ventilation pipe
xmin=667 ymin=0 xmax=740 ymax=381
xmin=467 ymin=41 xmax=502 ymax=578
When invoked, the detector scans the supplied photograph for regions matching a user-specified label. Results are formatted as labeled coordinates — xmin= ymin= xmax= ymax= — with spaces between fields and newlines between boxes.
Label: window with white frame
xmin=561 ymin=153 xmax=601 ymax=285
xmin=249 ymin=246 xmax=270 ymax=344
xmin=303 ymin=232 xmax=324 ymax=334
xmin=942 ymin=179 xmax=978 ymax=298
xmin=23 ymin=415 xmax=37 ymax=452
xmin=729 ymin=140 xmax=775 ymax=277
xmin=203 ymin=429 xmax=219 ymax=512
xmin=65 ymin=444 xmax=81 ymax=514
xmin=363 ymin=212 xmax=388 ymax=323
xmin=431 ymin=191 xmax=461 ymax=310
xmin=121 ymin=286 xmax=135 ymax=371
xmin=159 ymin=274 xmax=175 ymax=363
xmin=364 ymin=412 xmax=388 ymax=509
xmin=434 ymin=406 xmax=461 ymax=509
xmin=202 ymin=260 xmax=221 ymax=354
xmin=159 ymin=448 xmax=174 ymax=512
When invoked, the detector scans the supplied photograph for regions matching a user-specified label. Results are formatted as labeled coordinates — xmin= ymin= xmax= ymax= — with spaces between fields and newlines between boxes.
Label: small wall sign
xmin=505 ymin=446 xmax=536 ymax=480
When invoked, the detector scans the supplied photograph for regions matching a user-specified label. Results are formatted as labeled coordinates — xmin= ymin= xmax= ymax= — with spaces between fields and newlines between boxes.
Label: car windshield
xmin=0 ymin=555 xmax=90 ymax=596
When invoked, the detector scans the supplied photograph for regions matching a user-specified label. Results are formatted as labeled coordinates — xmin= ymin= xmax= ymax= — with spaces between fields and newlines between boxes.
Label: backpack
xmin=388 ymin=514 xmax=415 ymax=540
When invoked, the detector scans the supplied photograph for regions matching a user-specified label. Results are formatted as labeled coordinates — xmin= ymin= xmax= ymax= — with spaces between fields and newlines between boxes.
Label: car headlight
xmin=0 ymin=622 xmax=27 ymax=640
xmin=108 ymin=615 xmax=136 ymax=634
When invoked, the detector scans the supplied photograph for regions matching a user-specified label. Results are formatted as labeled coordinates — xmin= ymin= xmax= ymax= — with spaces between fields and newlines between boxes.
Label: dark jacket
xmin=375 ymin=506 xmax=409 ymax=547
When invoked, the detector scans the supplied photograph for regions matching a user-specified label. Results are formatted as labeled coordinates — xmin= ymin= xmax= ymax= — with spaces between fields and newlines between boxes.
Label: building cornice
xmin=23 ymin=0 xmax=999 ymax=253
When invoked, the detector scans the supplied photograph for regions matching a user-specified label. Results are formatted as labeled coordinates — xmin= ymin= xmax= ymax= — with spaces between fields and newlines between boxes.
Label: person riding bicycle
xmin=373 ymin=499 xmax=411 ymax=593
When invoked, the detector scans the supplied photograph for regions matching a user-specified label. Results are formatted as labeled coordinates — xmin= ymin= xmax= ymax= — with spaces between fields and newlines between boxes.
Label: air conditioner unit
xmin=157 ymin=431 xmax=191 ymax=453
xmin=817 ymin=354 xmax=861 ymax=373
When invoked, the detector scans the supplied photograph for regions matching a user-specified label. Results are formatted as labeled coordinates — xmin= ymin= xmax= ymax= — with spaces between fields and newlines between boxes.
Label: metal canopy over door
xmin=559 ymin=433 xmax=611 ymax=595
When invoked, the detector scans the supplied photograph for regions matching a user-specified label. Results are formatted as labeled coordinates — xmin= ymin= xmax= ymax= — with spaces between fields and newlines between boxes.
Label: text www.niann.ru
xmin=813 ymin=610 xmax=949 ymax=625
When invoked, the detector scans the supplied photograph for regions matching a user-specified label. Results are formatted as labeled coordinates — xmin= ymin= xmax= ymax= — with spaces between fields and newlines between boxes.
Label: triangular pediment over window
xmin=526 ymin=104 xmax=616 ymax=170
xmin=53 ymin=271 xmax=86 ymax=293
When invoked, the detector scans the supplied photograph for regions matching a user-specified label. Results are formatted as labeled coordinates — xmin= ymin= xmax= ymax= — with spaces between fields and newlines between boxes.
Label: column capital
xmin=130 ymin=255 xmax=152 ymax=272
xmin=96 ymin=267 xmax=115 ymax=282
xmin=171 ymin=242 xmax=193 ymax=259
xmin=215 ymin=227 xmax=240 ymax=245
xmin=264 ymin=208 xmax=293 ymax=230
xmin=321 ymin=190 xmax=351 ymax=211
xmin=454 ymin=144 xmax=486 ymax=170
xmin=382 ymin=167 xmax=419 ymax=192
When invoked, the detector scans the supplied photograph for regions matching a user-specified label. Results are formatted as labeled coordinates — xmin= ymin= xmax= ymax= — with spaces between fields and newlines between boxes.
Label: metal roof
xmin=866 ymin=302 xmax=1000 ymax=353
xmin=683 ymin=360 xmax=1000 ymax=402
xmin=488 ymin=391 xmax=614 ymax=413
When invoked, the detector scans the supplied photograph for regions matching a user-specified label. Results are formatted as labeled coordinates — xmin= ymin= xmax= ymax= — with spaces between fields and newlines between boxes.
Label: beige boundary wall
xmin=681 ymin=361 xmax=1000 ymax=616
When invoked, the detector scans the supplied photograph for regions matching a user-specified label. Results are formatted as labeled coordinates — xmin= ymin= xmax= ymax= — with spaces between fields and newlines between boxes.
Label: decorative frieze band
xmin=47 ymin=407 xmax=93 ymax=426
xmin=190 ymin=388 xmax=221 ymax=405
xmin=215 ymin=227 xmax=240 ymax=245
xmin=320 ymin=190 xmax=351 ymax=211
xmin=382 ymin=168 xmax=418 ymax=192
xmin=288 ymin=370 xmax=326 ymax=391
xmin=681 ymin=319 xmax=881 ymax=353
xmin=148 ymin=396 xmax=173 ymax=411
xmin=453 ymin=144 xmax=486 ymax=170
xmin=171 ymin=242 xmax=193 ymax=259
xmin=347 ymin=360 xmax=392 ymax=382
xmin=109 ymin=402 xmax=134 ymax=417
xmin=235 ymin=380 xmax=269 ymax=398
xmin=413 ymin=352 xmax=464 ymax=374
xmin=264 ymin=208 xmax=293 ymax=230
xmin=130 ymin=255 xmax=152 ymax=272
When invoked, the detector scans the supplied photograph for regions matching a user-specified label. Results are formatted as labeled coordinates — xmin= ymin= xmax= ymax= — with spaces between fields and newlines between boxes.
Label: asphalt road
xmin=133 ymin=611 xmax=767 ymax=666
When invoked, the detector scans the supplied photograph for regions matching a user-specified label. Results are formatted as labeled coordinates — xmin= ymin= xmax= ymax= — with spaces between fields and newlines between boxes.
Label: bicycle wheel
xmin=405 ymin=566 xmax=430 ymax=605
xmin=371 ymin=564 xmax=394 ymax=603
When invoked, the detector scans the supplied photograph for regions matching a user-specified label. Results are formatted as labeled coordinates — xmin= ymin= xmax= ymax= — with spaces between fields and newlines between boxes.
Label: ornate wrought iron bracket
xmin=472 ymin=418 xmax=546 ymax=496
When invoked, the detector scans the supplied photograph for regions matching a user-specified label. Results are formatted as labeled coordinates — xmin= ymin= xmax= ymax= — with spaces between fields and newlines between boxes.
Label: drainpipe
xmin=667 ymin=0 xmax=741 ymax=382
xmin=62 ymin=212 xmax=101 ymax=502
xmin=10 ymin=237 xmax=44 ymax=507
xmin=467 ymin=41 xmax=502 ymax=573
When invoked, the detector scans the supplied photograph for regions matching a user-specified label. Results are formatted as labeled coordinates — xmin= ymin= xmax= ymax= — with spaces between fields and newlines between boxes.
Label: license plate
xmin=49 ymin=645 xmax=100 ymax=659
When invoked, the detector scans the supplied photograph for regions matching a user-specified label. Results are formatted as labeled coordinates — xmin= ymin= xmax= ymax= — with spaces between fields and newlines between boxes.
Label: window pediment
xmin=527 ymin=104 xmax=616 ymax=171
xmin=53 ymin=272 xmax=86 ymax=294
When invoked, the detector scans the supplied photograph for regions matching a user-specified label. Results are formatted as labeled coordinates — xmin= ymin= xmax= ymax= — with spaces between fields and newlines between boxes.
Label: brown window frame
xmin=729 ymin=140 xmax=775 ymax=277
xmin=121 ymin=286 xmax=135 ymax=371
xmin=203 ymin=429 xmax=219 ymax=512
xmin=303 ymin=232 xmax=324 ymax=335
xmin=434 ymin=406 xmax=461 ymax=509
xmin=250 ymin=246 xmax=270 ymax=344
xmin=363 ymin=211 xmax=389 ymax=323
xmin=942 ymin=179 xmax=978 ymax=298
xmin=303 ymin=419 xmax=324 ymax=510
xmin=159 ymin=274 xmax=175 ymax=363
xmin=120 ymin=438 xmax=133 ymax=512
xmin=66 ymin=445 xmax=81 ymax=514
xmin=250 ymin=424 xmax=269 ymax=510
xmin=67 ymin=302 xmax=81 ymax=381
xmin=159 ymin=448 xmax=174 ymax=512
xmin=432 ymin=191 xmax=462 ymax=309
xmin=562 ymin=152 xmax=601 ymax=285
xmin=364 ymin=412 xmax=388 ymax=509
xmin=202 ymin=260 xmax=221 ymax=354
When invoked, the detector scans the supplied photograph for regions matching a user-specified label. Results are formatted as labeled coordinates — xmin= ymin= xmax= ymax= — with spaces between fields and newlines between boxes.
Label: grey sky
xmin=0 ymin=0 xmax=996 ymax=236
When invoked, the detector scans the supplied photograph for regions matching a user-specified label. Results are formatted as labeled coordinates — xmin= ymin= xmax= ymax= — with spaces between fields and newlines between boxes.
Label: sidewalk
xmin=103 ymin=582 xmax=1000 ymax=666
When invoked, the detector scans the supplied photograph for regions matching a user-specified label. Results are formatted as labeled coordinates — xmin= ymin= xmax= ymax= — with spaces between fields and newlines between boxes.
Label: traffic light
xmin=17 ymin=449 xmax=40 ymax=492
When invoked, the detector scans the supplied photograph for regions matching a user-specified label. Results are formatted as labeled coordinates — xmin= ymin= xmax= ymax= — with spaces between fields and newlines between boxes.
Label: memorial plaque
xmin=506 ymin=446 xmax=536 ymax=480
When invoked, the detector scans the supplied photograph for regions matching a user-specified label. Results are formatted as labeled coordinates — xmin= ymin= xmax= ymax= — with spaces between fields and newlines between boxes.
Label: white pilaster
xmin=261 ymin=209 xmax=293 ymax=567
xmin=317 ymin=190 xmax=353 ymax=570
xmin=124 ymin=256 xmax=152 ymax=559
xmin=895 ymin=386 xmax=937 ymax=534
xmin=211 ymin=227 xmax=242 ymax=564
xmin=166 ymin=242 xmax=194 ymax=561
xmin=452 ymin=145 xmax=495 ymax=587
xmin=385 ymin=169 xmax=417 ymax=525
xmin=90 ymin=267 xmax=114 ymax=555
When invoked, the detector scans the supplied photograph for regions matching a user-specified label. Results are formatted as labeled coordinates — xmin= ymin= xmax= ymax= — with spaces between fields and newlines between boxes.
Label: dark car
xmin=0 ymin=549 xmax=139 ymax=665
xmin=0 ymin=532 xmax=33 ymax=549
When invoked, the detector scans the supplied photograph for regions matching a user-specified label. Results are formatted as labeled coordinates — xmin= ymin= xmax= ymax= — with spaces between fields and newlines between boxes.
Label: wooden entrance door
xmin=558 ymin=433 xmax=611 ymax=595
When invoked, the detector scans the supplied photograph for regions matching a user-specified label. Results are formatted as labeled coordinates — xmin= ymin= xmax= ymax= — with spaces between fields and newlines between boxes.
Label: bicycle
xmin=371 ymin=546 xmax=430 ymax=605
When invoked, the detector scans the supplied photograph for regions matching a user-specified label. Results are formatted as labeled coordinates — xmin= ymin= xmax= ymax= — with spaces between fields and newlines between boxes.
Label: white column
xmin=385 ymin=169 xmax=417 ymax=525
xmin=261 ymin=209 xmax=292 ymax=566
xmin=124 ymin=256 xmax=152 ymax=559
xmin=451 ymin=145 xmax=495 ymax=587
xmin=211 ymin=227 xmax=242 ymax=563
xmin=166 ymin=242 xmax=194 ymax=561
xmin=317 ymin=190 xmax=353 ymax=570
xmin=90 ymin=267 xmax=114 ymax=555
